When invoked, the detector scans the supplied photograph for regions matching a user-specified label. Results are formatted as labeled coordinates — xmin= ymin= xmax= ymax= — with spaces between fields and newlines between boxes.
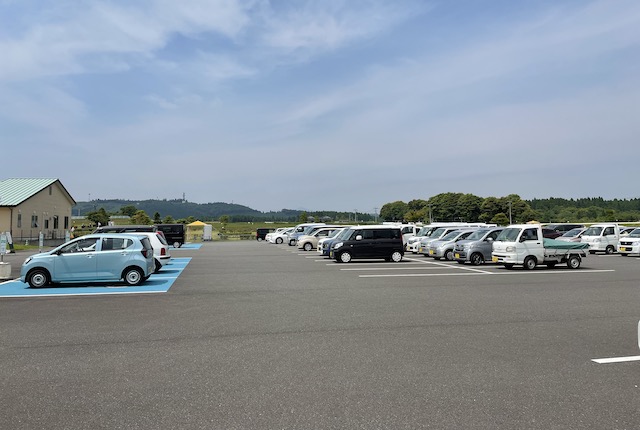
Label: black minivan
xmin=155 ymin=224 xmax=185 ymax=248
xmin=330 ymin=225 xmax=404 ymax=263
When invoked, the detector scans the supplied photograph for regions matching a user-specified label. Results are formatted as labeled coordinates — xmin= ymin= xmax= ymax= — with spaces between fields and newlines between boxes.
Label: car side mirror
xmin=486 ymin=237 xmax=494 ymax=242
xmin=355 ymin=235 xmax=363 ymax=241
xmin=519 ymin=236 xmax=527 ymax=243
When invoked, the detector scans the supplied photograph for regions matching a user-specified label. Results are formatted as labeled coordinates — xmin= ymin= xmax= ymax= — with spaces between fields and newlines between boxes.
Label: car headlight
xmin=334 ymin=242 xmax=343 ymax=249
xmin=506 ymin=246 xmax=516 ymax=252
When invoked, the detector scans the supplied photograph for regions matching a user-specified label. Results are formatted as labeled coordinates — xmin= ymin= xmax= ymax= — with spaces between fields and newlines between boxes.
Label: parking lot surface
xmin=1 ymin=241 xmax=639 ymax=429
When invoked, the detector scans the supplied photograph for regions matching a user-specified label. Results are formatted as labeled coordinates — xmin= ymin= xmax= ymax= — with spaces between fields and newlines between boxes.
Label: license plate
xmin=621 ymin=247 xmax=629 ymax=252
xmin=429 ymin=250 xmax=434 ymax=255
xmin=455 ymin=253 xmax=460 ymax=259
xmin=492 ymin=256 xmax=498 ymax=262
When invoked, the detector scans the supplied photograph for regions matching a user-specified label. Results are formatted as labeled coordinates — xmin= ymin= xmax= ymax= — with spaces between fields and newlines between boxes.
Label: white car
xmin=618 ymin=228 xmax=640 ymax=256
xmin=265 ymin=227 xmax=291 ymax=243
xmin=269 ymin=228 xmax=294 ymax=244
xmin=134 ymin=232 xmax=171 ymax=273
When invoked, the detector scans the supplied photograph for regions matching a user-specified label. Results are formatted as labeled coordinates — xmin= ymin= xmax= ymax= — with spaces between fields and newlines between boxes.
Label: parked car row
xmin=261 ymin=223 xmax=407 ymax=263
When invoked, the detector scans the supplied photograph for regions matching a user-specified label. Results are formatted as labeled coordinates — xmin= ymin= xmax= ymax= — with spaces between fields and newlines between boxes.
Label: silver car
xmin=453 ymin=227 xmax=504 ymax=265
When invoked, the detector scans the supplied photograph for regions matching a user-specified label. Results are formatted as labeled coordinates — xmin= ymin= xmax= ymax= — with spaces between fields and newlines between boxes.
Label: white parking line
xmin=340 ymin=266 xmax=456 ymax=271
xmin=360 ymin=272 xmax=490 ymax=278
xmin=358 ymin=268 xmax=615 ymax=278
xmin=592 ymin=356 xmax=640 ymax=364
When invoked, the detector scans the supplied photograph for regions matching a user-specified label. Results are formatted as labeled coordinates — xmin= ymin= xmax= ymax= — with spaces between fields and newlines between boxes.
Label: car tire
xmin=173 ymin=242 xmax=181 ymax=248
xmin=444 ymin=250 xmax=454 ymax=261
xmin=123 ymin=267 xmax=144 ymax=286
xmin=567 ymin=255 xmax=581 ymax=269
xmin=470 ymin=253 xmax=484 ymax=266
xmin=303 ymin=242 xmax=313 ymax=251
xmin=27 ymin=268 xmax=50 ymax=288
xmin=545 ymin=262 xmax=556 ymax=268
xmin=390 ymin=251 xmax=403 ymax=262
xmin=276 ymin=237 xmax=283 ymax=244
xmin=524 ymin=256 xmax=537 ymax=270
xmin=605 ymin=245 xmax=615 ymax=254
xmin=339 ymin=251 xmax=352 ymax=263
xmin=620 ymin=253 xmax=628 ymax=257
xmin=504 ymin=263 xmax=514 ymax=270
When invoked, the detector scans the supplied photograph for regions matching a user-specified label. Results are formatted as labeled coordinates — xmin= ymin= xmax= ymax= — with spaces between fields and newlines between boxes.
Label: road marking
xmin=592 ymin=356 xmax=640 ymax=364
xmin=404 ymin=257 xmax=493 ymax=274
xmin=341 ymin=266 xmax=454 ymax=271
xmin=360 ymin=272 xmax=491 ymax=278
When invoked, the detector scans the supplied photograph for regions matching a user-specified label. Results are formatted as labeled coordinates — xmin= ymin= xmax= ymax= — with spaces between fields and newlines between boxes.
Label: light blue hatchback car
xmin=20 ymin=234 xmax=155 ymax=288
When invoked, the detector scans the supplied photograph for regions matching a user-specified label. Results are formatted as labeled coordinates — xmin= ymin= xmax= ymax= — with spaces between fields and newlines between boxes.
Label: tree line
xmin=380 ymin=193 xmax=640 ymax=225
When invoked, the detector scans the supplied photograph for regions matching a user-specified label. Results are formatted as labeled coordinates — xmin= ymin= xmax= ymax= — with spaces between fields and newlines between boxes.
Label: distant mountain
xmin=75 ymin=199 xmax=274 ymax=220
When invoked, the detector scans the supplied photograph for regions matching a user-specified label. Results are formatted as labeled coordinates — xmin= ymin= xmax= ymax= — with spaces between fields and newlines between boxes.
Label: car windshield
xmin=441 ymin=230 xmax=461 ymax=241
xmin=627 ymin=228 xmax=640 ymax=238
xmin=430 ymin=228 xmax=447 ymax=238
xmin=496 ymin=228 xmax=521 ymax=242
xmin=465 ymin=229 xmax=488 ymax=241
xmin=337 ymin=228 xmax=353 ymax=240
xmin=328 ymin=229 xmax=343 ymax=238
xmin=583 ymin=226 xmax=603 ymax=236
xmin=562 ymin=228 xmax=582 ymax=238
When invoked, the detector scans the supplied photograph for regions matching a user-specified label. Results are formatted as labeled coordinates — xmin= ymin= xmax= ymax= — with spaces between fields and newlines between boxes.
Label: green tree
xmin=380 ymin=201 xmax=408 ymax=222
xmin=86 ymin=207 xmax=110 ymax=226
xmin=162 ymin=215 xmax=176 ymax=224
xmin=219 ymin=215 xmax=230 ymax=225
xmin=491 ymin=212 xmax=510 ymax=226
xmin=130 ymin=210 xmax=152 ymax=225
xmin=153 ymin=212 xmax=162 ymax=223
xmin=120 ymin=205 xmax=137 ymax=217
xmin=298 ymin=212 xmax=308 ymax=223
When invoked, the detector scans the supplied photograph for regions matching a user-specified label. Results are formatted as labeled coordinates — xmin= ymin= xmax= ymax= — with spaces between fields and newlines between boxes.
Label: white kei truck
xmin=491 ymin=224 xmax=589 ymax=270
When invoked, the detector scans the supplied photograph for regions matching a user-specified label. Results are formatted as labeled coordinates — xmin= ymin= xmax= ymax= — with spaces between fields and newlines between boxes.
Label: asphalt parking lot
xmin=1 ymin=241 xmax=639 ymax=429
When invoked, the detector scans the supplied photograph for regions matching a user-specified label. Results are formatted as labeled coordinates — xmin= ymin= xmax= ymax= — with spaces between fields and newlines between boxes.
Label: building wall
xmin=9 ymin=182 xmax=74 ymax=241
xmin=0 ymin=207 xmax=10 ymax=234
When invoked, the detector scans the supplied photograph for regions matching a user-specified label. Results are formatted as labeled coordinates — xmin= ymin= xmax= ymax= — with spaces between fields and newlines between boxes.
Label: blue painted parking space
xmin=172 ymin=243 xmax=202 ymax=250
xmin=0 ymin=257 xmax=191 ymax=298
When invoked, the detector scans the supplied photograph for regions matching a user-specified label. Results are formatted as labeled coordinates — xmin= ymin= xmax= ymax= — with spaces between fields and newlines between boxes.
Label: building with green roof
xmin=0 ymin=178 xmax=76 ymax=243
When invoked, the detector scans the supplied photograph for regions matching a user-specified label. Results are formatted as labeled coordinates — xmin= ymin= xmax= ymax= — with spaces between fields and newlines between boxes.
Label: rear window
xmin=101 ymin=237 xmax=133 ymax=251
xmin=155 ymin=232 xmax=168 ymax=245
xmin=140 ymin=237 xmax=153 ymax=251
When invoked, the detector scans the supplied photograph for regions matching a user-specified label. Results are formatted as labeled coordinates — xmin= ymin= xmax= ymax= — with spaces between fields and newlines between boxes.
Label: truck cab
xmin=580 ymin=223 xmax=620 ymax=254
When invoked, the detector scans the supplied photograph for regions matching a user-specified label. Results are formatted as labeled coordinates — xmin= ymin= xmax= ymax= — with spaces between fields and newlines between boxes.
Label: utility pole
xmin=508 ymin=200 xmax=513 ymax=225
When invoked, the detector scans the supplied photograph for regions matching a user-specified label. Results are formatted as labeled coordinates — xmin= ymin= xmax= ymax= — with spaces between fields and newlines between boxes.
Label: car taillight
xmin=161 ymin=248 xmax=166 ymax=256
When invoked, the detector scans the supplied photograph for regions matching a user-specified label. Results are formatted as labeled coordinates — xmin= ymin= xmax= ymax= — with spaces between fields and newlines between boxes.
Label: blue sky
xmin=1 ymin=0 xmax=639 ymax=213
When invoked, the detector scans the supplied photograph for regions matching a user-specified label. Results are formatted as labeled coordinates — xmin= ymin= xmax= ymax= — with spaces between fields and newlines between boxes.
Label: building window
xmin=49 ymin=186 xmax=52 ymax=195
xmin=53 ymin=216 xmax=59 ymax=229
xmin=31 ymin=215 xmax=38 ymax=228
xmin=44 ymin=218 xmax=49 ymax=229
xmin=17 ymin=214 xmax=22 ymax=228
xmin=64 ymin=216 xmax=69 ymax=229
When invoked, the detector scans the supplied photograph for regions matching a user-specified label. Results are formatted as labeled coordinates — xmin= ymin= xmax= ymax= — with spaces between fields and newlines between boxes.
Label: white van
xmin=580 ymin=223 xmax=620 ymax=254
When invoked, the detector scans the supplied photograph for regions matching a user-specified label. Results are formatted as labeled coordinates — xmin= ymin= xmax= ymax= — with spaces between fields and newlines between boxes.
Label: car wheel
xmin=257 ymin=238 xmax=263 ymax=242
xmin=276 ymin=237 xmax=283 ymax=244
xmin=123 ymin=267 xmax=144 ymax=286
xmin=27 ymin=269 xmax=50 ymax=288
xmin=390 ymin=251 xmax=403 ymax=262
xmin=154 ymin=260 xmax=162 ymax=273
xmin=605 ymin=245 xmax=615 ymax=254
xmin=567 ymin=255 xmax=581 ymax=269
xmin=444 ymin=250 xmax=454 ymax=261
xmin=173 ymin=242 xmax=181 ymax=248
xmin=303 ymin=242 xmax=313 ymax=251
xmin=545 ymin=262 xmax=556 ymax=269
xmin=524 ymin=256 xmax=537 ymax=270
xmin=339 ymin=251 xmax=352 ymax=263
xmin=470 ymin=253 xmax=484 ymax=266
xmin=620 ymin=253 xmax=628 ymax=257
xmin=503 ymin=263 xmax=514 ymax=270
